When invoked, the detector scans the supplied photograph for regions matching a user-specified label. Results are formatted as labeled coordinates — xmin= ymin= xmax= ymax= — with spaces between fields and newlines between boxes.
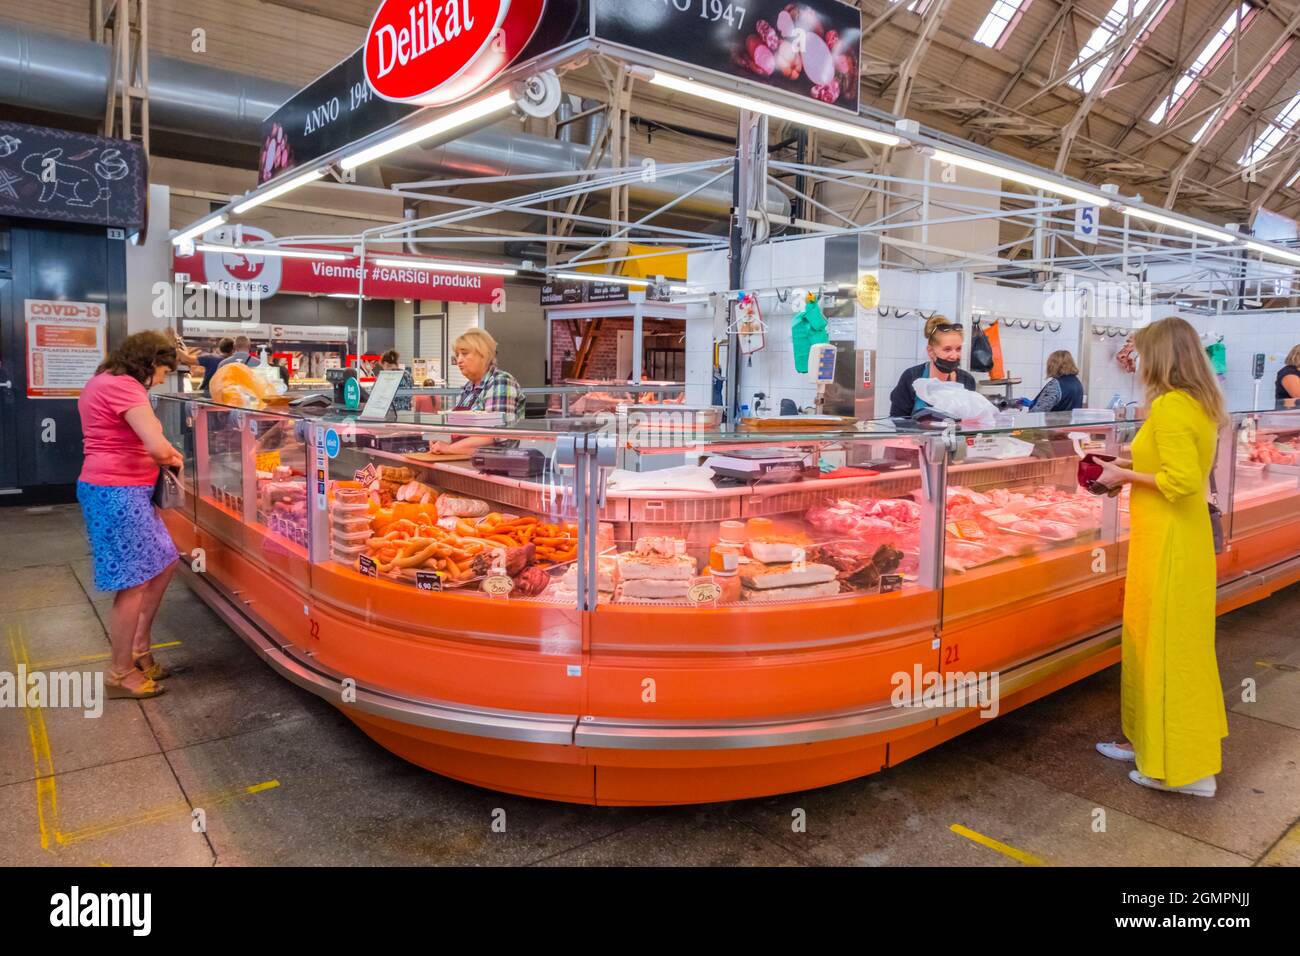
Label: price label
xmin=878 ymin=574 xmax=903 ymax=594
xmin=415 ymin=570 xmax=443 ymax=592
xmin=482 ymin=574 xmax=513 ymax=597
xmin=358 ymin=555 xmax=377 ymax=578
xmin=354 ymin=463 xmax=378 ymax=485
xmin=688 ymin=582 xmax=722 ymax=604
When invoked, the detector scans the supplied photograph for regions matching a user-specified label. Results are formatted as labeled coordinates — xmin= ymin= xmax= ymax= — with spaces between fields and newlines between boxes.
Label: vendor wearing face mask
xmin=889 ymin=314 xmax=979 ymax=418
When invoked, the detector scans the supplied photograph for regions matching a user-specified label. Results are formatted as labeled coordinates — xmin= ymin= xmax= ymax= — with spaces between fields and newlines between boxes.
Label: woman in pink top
xmin=78 ymin=331 xmax=183 ymax=699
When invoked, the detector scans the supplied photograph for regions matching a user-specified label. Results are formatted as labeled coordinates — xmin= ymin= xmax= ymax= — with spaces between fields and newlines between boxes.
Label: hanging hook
xmin=1048 ymin=321 xmax=1062 ymax=333
xmin=1033 ymin=320 xmax=1045 ymax=332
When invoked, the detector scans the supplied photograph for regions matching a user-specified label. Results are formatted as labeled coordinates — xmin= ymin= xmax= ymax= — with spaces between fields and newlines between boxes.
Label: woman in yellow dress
xmin=1094 ymin=317 xmax=1228 ymax=797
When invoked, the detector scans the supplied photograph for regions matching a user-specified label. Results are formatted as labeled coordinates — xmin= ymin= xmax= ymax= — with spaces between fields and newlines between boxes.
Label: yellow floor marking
xmin=8 ymin=621 xmax=272 ymax=855
xmin=949 ymin=823 xmax=1047 ymax=866
xmin=29 ymin=641 xmax=182 ymax=671
xmin=8 ymin=626 xmax=62 ymax=851
xmin=58 ymin=779 xmax=281 ymax=846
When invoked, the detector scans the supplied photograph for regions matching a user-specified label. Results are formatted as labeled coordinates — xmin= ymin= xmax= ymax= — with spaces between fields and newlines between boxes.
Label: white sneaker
xmin=1128 ymin=770 xmax=1217 ymax=797
xmin=1096 ymin=741 xmax=1136 ymax=761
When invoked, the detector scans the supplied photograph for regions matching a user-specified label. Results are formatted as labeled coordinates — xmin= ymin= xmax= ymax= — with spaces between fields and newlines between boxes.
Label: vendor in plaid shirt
xmin=428 ymin=328 xmax=524 ymax=455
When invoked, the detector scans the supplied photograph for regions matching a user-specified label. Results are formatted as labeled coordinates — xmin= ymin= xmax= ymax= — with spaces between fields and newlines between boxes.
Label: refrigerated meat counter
xmin=151 ymin=395 xmax=1300 ymax=805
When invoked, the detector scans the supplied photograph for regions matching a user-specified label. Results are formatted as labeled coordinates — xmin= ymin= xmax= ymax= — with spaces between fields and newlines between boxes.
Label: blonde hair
xmin=1133 ymin=317 xmax=1227 ymax=426
xmin=452 ymin=328 xmax=498 ymax=366
xmin=1287 ymin=344 xmax=1300 ymax=367
xmin=1046 ymin=350 xmax=1079 ymax=378
xmin=924 ymin=314 xmax=962 ymax=345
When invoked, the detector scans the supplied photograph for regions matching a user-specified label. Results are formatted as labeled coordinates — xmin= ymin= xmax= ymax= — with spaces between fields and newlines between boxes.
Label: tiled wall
xmin=684 ymin=240 xmax=1300 ymax=418
xmin=1182 ymin=312 xmax=1300 ymax=412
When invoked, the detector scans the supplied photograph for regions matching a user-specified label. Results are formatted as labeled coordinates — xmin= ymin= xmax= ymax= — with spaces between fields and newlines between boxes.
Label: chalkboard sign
xmin=0 ymin=121 xmax=146 ymax=231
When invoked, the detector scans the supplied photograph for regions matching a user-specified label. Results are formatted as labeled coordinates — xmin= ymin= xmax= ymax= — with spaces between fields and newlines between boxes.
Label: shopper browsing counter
xmin=1277 ymin=345 xmax=1300 ymax=403
xmin=889 ymin=315 xmax=978 ymax=418
xmin=428 ymin=329 xmax=523 ymax=455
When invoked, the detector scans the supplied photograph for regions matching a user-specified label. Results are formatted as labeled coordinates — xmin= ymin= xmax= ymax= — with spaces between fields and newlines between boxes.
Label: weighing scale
xmin=703 ymin=447 xmax=818 ymax=484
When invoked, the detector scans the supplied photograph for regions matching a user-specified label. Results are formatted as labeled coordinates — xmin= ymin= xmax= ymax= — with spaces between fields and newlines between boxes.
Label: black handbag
xmin=152 ymin=465 xmax=184 ymax=510
xmin=970 ymin=319 xmax=994 ymax=373
xmin=1208 ymin=442 xmax=1225 ymax=555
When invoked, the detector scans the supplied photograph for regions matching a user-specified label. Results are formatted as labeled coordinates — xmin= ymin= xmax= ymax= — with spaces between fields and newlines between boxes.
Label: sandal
xmin=105 ymin=667 xmax=165 ymax=700
xmin=133 ymin=651 xmax=169 ymax=682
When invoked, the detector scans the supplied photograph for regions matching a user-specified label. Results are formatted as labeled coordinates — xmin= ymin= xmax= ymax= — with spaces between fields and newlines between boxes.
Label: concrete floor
xmin=1 ymin=502 xmax=1297 ymax=867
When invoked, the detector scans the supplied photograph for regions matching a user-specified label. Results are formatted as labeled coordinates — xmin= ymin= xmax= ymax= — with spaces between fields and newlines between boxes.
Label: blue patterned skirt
xmin=77 ymin=482 xmax=180 ymax=592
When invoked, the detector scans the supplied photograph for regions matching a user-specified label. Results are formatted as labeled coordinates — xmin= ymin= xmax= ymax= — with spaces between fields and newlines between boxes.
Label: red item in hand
xmin=1078 ymin=453 xmax=1121 ymax=497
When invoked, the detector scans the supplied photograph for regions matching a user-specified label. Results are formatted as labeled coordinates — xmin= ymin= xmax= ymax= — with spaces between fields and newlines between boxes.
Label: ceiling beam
xmin=889 ymin=0 xmax=956 ymax=118
xmin=1162 ymin=4 xmax=1300 ymax=208
xmin=1054 ymin=1 xmax=1166 ymax=171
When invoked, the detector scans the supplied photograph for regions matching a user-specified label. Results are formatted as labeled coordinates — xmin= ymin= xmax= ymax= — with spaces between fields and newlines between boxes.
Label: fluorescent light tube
xmin=648 ymin=72 xmax=901 ymax=147
xmin=1122 ymin=206 xmax=1236 ymax=243
xmin=340 ymin=90 xmax=516 ymax=171
xmin=1245 ymin=240 xmax=1300 ymax=265
xmin=372 ymin=257 xmax=517 ymax=276
xmin=551 ymin=272 xmax=649 ymax=287
xmin=196 ymin=243 xmax=349 ymax=261
xmin=232 ymin=168 xmax=327 ymax=215
xmin=172 ymin=214 xmax=226 ymax=246
xmin=930 ymin=149 xmax=1110 ymax=205
xmin=327 ymin=293 xmax=363 ymax=299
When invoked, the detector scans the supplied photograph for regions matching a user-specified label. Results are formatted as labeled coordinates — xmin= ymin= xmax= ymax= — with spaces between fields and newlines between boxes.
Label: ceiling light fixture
xmin=1244 ymin=239 xmax=1300 ymax=265
xmin=172 ymin=214 xmax=226 ymax=246
xmin=232 ymin=168 xmax=327 ymax=215
xmin=929 ymin=148 xmax=1111 ymax=205
xmin=551 ymin=271 xmax=650 ymax=287
xmin=196 ymin=243 xmax=349 ymax=261
xmin=1122 ymin=206 xmax=1236 ymax=243
xmin=372 ymin=257 xmax=518 ymax=276
xmin=647 ymin=71 xmax=901 ymax=147
xmin=339 ymin=89 xmax=516 ymax=171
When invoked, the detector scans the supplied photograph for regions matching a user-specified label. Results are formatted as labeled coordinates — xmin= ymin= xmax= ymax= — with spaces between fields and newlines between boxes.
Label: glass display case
xmin=148 ymin=393 xmax=1300 ymax=805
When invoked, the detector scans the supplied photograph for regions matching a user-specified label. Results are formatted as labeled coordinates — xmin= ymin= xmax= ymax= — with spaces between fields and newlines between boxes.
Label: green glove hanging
xmin=791 ymin=293 xmax=829 ymax=373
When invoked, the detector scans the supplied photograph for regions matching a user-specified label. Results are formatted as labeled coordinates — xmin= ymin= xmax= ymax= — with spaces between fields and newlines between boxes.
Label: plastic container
xmin=334 ymin=486 xmax=369 ymax=506
xmin=331 ymin=513 xmax=372 ymax=534
xmin=745 ymin=517 xmax=775 ymax=540
xmin=332 ymin=500 xmax=371 ymax=518
xmin=331 ymin=526 xmax=373 ymax=545
xmin=718 ymin=520 xmax=745 ymax=547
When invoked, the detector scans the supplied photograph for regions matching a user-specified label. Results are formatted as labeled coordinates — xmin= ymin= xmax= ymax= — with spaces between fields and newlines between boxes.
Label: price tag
xmin=878 ymin=574 xmax=903 ymax=594
xmin=688 ymin=582 xmax=722 ymax=604
xmin=415 ymin=570 xmax=443 ymax=592
xmin=354 ymin=463 xmax=377 ymax=485
xmin=482 ymin=574 xmax=513 ymax=597
xmin=358 ymin=555 xmax=377 ymax=578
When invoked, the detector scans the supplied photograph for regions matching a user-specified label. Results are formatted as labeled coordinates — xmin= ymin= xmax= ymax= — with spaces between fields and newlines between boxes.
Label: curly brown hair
xmin=97 ymin=330 xmax=179 ymax=386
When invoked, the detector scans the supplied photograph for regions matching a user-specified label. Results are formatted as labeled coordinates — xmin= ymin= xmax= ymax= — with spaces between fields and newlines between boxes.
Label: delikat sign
xmin=364 ymin=0 xmax=546 ymax=105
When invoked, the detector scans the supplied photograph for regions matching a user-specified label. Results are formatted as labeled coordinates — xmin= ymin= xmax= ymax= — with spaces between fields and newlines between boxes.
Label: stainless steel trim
xmin=574 ymin=628 xmax=1122 ymax=750
xmin=181 ymin=566 xmax=578 ymax=746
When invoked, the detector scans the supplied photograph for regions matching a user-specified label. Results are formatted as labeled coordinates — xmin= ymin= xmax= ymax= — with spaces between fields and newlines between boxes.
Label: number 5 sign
xmin=1074 ymin=204 xmax=1099 ymax=245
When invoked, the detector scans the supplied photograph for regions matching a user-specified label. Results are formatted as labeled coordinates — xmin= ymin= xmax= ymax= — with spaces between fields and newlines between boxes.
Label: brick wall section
xmin=549 ymin=318 xmax=684 ymax=382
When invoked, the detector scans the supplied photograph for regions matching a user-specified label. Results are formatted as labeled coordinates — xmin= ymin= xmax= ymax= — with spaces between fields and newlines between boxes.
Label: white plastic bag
xmin=912 ymin=378 xmax=998 ymax=426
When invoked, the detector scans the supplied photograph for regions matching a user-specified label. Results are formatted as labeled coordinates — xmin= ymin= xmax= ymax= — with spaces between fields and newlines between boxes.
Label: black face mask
xmin=933 ymin=356 xmax=961 ymax=374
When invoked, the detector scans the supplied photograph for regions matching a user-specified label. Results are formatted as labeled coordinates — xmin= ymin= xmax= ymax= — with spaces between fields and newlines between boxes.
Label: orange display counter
xmin=156 ymin=398 xmax=1300 ymax=805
